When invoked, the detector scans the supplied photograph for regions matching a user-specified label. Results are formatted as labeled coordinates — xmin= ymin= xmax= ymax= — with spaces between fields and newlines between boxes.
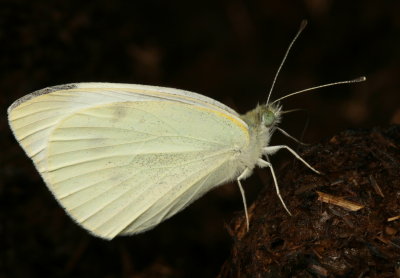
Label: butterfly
xmin=7 ymin=20 xmax=365 ymax=239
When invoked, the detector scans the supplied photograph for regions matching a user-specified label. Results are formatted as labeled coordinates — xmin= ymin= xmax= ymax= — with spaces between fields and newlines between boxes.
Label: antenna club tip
xmin=300 ymin=19 xmax=308 ymax=29
xmin=354 ymin=76 xmax=367 ymax=82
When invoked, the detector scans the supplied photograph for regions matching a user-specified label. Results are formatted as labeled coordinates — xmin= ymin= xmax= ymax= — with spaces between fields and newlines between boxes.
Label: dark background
xmin=1 ymin=1 xmax=399 ymax=277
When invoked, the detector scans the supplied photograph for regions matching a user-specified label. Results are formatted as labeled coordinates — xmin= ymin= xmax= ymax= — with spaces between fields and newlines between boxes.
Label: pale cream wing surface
xmin=7 ymin=83 xmax=243 ymax=173
xmin=8 ymin=84 xmax=249 ymax=239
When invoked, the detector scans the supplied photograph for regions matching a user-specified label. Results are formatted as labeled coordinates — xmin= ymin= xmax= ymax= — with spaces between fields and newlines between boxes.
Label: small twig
xmin=387 ymin=215 xmax=400 ymax=222
xmin=316 ymin=191 xmax=364 ymax=211
xmin=369 ymin=175 xmax=384 ymax=197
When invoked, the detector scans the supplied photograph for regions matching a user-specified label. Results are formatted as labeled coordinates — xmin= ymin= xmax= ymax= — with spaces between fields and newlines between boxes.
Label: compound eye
xmin=262 ymin=111 xmax=275 ymax=127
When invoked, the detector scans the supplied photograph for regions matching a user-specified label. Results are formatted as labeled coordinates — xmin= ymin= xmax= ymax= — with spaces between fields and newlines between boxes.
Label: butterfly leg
xmin=276 ymin=127 xmax=309 ymax=146
xmin=236 ymin=168 xmax=251 ymax=231
xmin=263 ymin=145 xmax=321 ymax=174
xmin=257 ymin=158 xmax=292 ymax=215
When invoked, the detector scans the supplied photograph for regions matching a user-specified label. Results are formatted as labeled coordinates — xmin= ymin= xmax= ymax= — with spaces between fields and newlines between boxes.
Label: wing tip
xmin=8 ymin=83 xmax=80 ymax=113
xmin=61 ymin=208 xmax=117 ymax=240
xmin=87 ymin=228 xmax=115 ymax=240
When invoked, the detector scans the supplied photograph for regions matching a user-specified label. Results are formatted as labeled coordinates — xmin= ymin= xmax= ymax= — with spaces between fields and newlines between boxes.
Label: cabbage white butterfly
xmin=7 ymin=21 xmax=365 ymax=239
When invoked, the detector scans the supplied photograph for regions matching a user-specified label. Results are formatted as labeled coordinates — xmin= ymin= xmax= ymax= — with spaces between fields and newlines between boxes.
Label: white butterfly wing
xmin=8 ymin=83 xmax=249 ymax=239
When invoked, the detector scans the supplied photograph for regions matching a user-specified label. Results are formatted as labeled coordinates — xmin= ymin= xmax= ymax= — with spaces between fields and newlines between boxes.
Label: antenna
xmin=271 ymin=76 xmax=366 ymax=104
xmin=266 ymin=20 xmax=308 ymax=105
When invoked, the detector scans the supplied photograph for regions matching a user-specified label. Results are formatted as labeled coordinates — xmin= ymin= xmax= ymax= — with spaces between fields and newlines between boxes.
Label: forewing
xmin=8 ymin=83 xmax=245 ymax=173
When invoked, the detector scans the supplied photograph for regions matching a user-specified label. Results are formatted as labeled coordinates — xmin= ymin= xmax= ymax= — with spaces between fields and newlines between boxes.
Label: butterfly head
xmin=240 ymin=103 xmax=282 ymax=131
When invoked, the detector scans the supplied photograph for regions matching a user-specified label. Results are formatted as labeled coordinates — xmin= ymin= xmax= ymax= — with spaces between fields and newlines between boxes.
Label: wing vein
xmin=16 ymin=123 xmax=54 ymax=141
xmin=73 ymin=151 xmax=231 ymax=229
xmin=128 ymin=106 xmax=182 ymax=136
xmin=101 ymin=156 xmax=228 ymax=236
xmin=10 ymin=107 xmax=64 ymax=120
xmin=137 ymin=159 xmax=226 ymax=231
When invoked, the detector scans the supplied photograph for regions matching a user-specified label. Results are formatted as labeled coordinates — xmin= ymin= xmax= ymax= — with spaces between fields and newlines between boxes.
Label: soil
xmin=219 ymin=126 xmax=400 ymax=277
